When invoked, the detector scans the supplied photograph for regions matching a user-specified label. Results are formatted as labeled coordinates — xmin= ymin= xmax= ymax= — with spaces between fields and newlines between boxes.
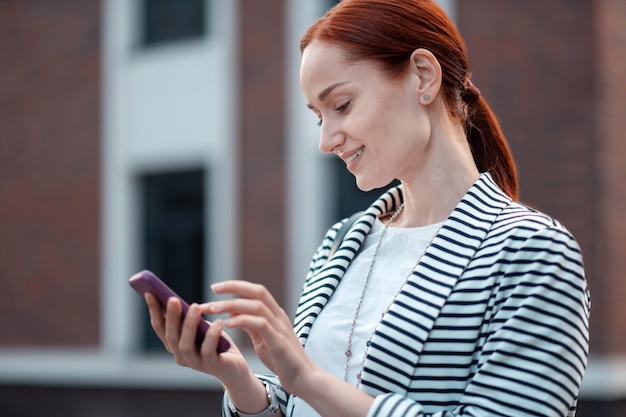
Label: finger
xmin=223 ymin=313 xmax=267 ymax=332
xmin=145 ymin=293 xmax=165 ymax=334
xmin=207 ymin=296 xmax=293 ymax=338
xmin=207 ymin=298 xmax=271 ymax=320
xmin=164 ymin=297 xmax=184 ymax=352
xmin=144 ymin=293 xmax=177 ymax=354
xmin=179 ymin=303 xmax=203 ymax=356
xmin=211 ymin=281 xmax=282 ymax=315
xmin=198 ymin=304 xmax=237 ymax=344
xmin=222 ymin=314 xmax=275 ymax=352
xmin=200 ymin=318 xmax=226 ymax=356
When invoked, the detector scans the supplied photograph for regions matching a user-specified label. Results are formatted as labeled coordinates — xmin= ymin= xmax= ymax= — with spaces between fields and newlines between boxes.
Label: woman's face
xmin=300 ymin=41 xmax=433 ymax=191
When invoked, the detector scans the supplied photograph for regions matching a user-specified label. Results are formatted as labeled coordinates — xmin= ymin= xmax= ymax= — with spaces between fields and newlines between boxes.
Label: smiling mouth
xmin=346 ymin=146 xmax=364 ymax=164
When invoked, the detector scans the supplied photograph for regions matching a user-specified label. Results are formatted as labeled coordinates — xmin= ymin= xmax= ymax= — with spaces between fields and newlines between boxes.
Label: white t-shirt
xmin=292 ymin=218 xmax=443 ymax=416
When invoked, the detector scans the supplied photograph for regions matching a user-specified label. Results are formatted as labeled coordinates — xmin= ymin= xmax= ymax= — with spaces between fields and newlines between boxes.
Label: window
xmin=142 ymin=0 xmax=208 ymax=46
xmin=329 ymin=157 xmax=398 ymax=220
xmin=140 ymin=169 xmax=207 ymax=351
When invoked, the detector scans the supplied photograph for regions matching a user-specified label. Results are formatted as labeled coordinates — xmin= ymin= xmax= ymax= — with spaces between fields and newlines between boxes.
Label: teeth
xmin=346 ymin=147 xmax=364 ymax=164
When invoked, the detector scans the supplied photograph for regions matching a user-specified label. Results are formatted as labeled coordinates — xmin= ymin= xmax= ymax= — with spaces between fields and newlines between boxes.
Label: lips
xmin=345 ymin=146 xmax=364 ymax=164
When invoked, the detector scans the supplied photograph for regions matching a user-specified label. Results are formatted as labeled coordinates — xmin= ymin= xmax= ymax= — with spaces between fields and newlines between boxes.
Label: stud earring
xmin=423 ymin=94 xmax=430 ymax=101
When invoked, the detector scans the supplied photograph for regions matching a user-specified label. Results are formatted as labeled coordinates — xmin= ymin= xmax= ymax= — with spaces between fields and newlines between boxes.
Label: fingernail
xmin=208 ymin=301 xmax=224 ymax=313
xmin=211 ymin=282 xmax=224 ymax=291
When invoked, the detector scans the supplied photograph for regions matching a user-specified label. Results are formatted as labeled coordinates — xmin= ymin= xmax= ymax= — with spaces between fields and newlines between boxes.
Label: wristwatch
xmin=228 ymin=381 xmax=278 ymax=417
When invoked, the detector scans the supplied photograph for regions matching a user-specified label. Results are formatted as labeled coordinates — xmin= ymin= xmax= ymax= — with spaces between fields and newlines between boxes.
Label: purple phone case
xmin=129 ymin=270 xmax=230 ymax=353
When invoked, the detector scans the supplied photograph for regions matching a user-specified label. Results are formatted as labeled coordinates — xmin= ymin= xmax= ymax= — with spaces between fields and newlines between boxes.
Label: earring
xmin=423 ymin=94 xmax=430 ymax=102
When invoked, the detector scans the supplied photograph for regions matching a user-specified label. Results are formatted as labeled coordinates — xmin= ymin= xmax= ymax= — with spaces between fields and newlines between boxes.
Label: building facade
xmin=0 ymin=0 xmax=624 ymax=415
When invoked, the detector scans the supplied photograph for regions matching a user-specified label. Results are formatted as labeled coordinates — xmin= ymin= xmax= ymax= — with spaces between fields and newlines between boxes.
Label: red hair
xmin=300 ymin=0 xmax=518 ymax=200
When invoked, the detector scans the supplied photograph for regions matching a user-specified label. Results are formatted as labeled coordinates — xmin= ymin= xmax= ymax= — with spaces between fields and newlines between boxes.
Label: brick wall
xmin=595 ymin=0 xmax=626 ymax=353
xmin=0 ymin=1 xmax=101 ymax=346
xmin=238 ymin=0 xmax=288 ymax=306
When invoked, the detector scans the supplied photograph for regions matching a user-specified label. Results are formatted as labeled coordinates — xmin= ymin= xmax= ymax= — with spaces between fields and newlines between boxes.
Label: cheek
xmin=385 ymin=116 xmax=430 ymax=168
xmin=349 ymin=102 xmax=390 ymax=139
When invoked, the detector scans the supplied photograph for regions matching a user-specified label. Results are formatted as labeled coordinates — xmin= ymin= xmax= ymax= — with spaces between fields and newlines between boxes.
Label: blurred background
xmin=0 ymin=0 xmax=624 ymax=416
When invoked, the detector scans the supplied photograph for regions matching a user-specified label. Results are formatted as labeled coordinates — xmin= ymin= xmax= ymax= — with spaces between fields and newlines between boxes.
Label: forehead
xmin=300 ymin=41 xmax=372 ymax=101
xmin=300 ymin=42 xmax=349 ymax=82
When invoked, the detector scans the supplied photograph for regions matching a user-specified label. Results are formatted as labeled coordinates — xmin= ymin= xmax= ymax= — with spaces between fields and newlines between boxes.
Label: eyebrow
xmin=307 ymin=81 xmax=350 ymax=109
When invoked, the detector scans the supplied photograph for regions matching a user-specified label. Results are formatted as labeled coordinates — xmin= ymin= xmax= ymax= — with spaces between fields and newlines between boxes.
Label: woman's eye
xmin=315 ymin=100 xmax=350 ymax=127
xmin=335 ymin=100 xmax=351 ymax=113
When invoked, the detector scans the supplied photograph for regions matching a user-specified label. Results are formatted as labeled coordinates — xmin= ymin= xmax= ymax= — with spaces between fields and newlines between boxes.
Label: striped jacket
xmin=223 ymin=173 xmax=590 ymax=417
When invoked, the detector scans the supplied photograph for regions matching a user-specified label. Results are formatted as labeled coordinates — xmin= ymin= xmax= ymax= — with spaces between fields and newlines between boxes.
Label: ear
xmin=408 ymin=48 xmax=442 ymax=104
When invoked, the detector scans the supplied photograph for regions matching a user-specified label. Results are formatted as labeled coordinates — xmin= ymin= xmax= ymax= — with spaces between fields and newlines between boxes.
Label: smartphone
xmin=129 ymin=269 xmax=230 ymax=353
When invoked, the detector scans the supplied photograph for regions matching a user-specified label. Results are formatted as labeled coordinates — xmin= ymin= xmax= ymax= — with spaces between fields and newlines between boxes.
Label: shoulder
xmin=491 ymin=200 xmax=580 ymax=250
xmin=481 ymin=201 xmax=587 ymax=301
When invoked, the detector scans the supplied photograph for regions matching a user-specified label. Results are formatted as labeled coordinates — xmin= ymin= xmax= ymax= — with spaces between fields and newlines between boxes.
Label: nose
xmin=318 ymin=123 xmax=344 ymax=154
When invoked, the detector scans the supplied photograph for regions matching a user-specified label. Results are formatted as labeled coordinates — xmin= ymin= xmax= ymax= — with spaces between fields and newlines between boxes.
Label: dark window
xmin=329 ymin=157 xmax=398 ymax=221
xmin=140 ymin=169 xmax=207 ymax=351
xmin=142 ymin=0 xmax=208 ymax=46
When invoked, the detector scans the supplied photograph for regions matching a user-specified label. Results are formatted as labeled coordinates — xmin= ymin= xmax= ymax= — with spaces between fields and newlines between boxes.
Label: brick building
xmin=0 ymin=1 xmax=624 ymax=416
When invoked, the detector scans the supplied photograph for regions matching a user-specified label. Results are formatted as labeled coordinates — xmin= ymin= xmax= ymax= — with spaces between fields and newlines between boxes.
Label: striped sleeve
xmin=367 ymin=225 xmax=590 ymax=417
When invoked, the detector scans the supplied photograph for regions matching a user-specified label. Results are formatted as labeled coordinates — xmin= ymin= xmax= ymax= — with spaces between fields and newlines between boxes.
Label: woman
xmin=144 ymin=1 xmax=590 ymax=416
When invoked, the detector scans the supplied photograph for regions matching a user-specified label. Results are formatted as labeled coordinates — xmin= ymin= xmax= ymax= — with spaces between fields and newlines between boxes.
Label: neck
xmin=394 ymin=126 xmax=479 ymax=228
xmin=397 ymin=171 xmax=478 ymax=228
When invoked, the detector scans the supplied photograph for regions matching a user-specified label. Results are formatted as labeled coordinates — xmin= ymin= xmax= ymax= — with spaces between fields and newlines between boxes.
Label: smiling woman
xmin=300 ymin=42 xmax=452 ymax=195
xmin=138 ymin=1 xmax=590 ymax=417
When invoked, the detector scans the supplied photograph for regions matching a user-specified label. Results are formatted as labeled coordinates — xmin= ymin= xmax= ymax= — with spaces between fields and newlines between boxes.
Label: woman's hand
xmin=146 ymin=293 xmax=280 ymax=414
xmin=206 ymin=281 xmax=375 ymax=417
xmin=144 ymin=292 xmax=252 ymax=388
xmin=206 ymin=280 xmax=318 ymax=394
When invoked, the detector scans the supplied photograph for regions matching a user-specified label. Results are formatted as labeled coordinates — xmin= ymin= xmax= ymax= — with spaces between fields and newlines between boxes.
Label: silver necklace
xmin=343 ymin=202 xmax=404 ymax=383
xmin=343 ymin=203 xmax=443 ymax=386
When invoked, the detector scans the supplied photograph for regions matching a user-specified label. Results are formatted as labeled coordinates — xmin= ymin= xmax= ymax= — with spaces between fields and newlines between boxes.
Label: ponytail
xmin=463 ymin=82 xmax=518 ymax=200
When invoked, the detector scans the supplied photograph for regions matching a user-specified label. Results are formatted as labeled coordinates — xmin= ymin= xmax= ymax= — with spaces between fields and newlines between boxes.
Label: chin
xmin=354 ymin=176 xmax=391 ymax=193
